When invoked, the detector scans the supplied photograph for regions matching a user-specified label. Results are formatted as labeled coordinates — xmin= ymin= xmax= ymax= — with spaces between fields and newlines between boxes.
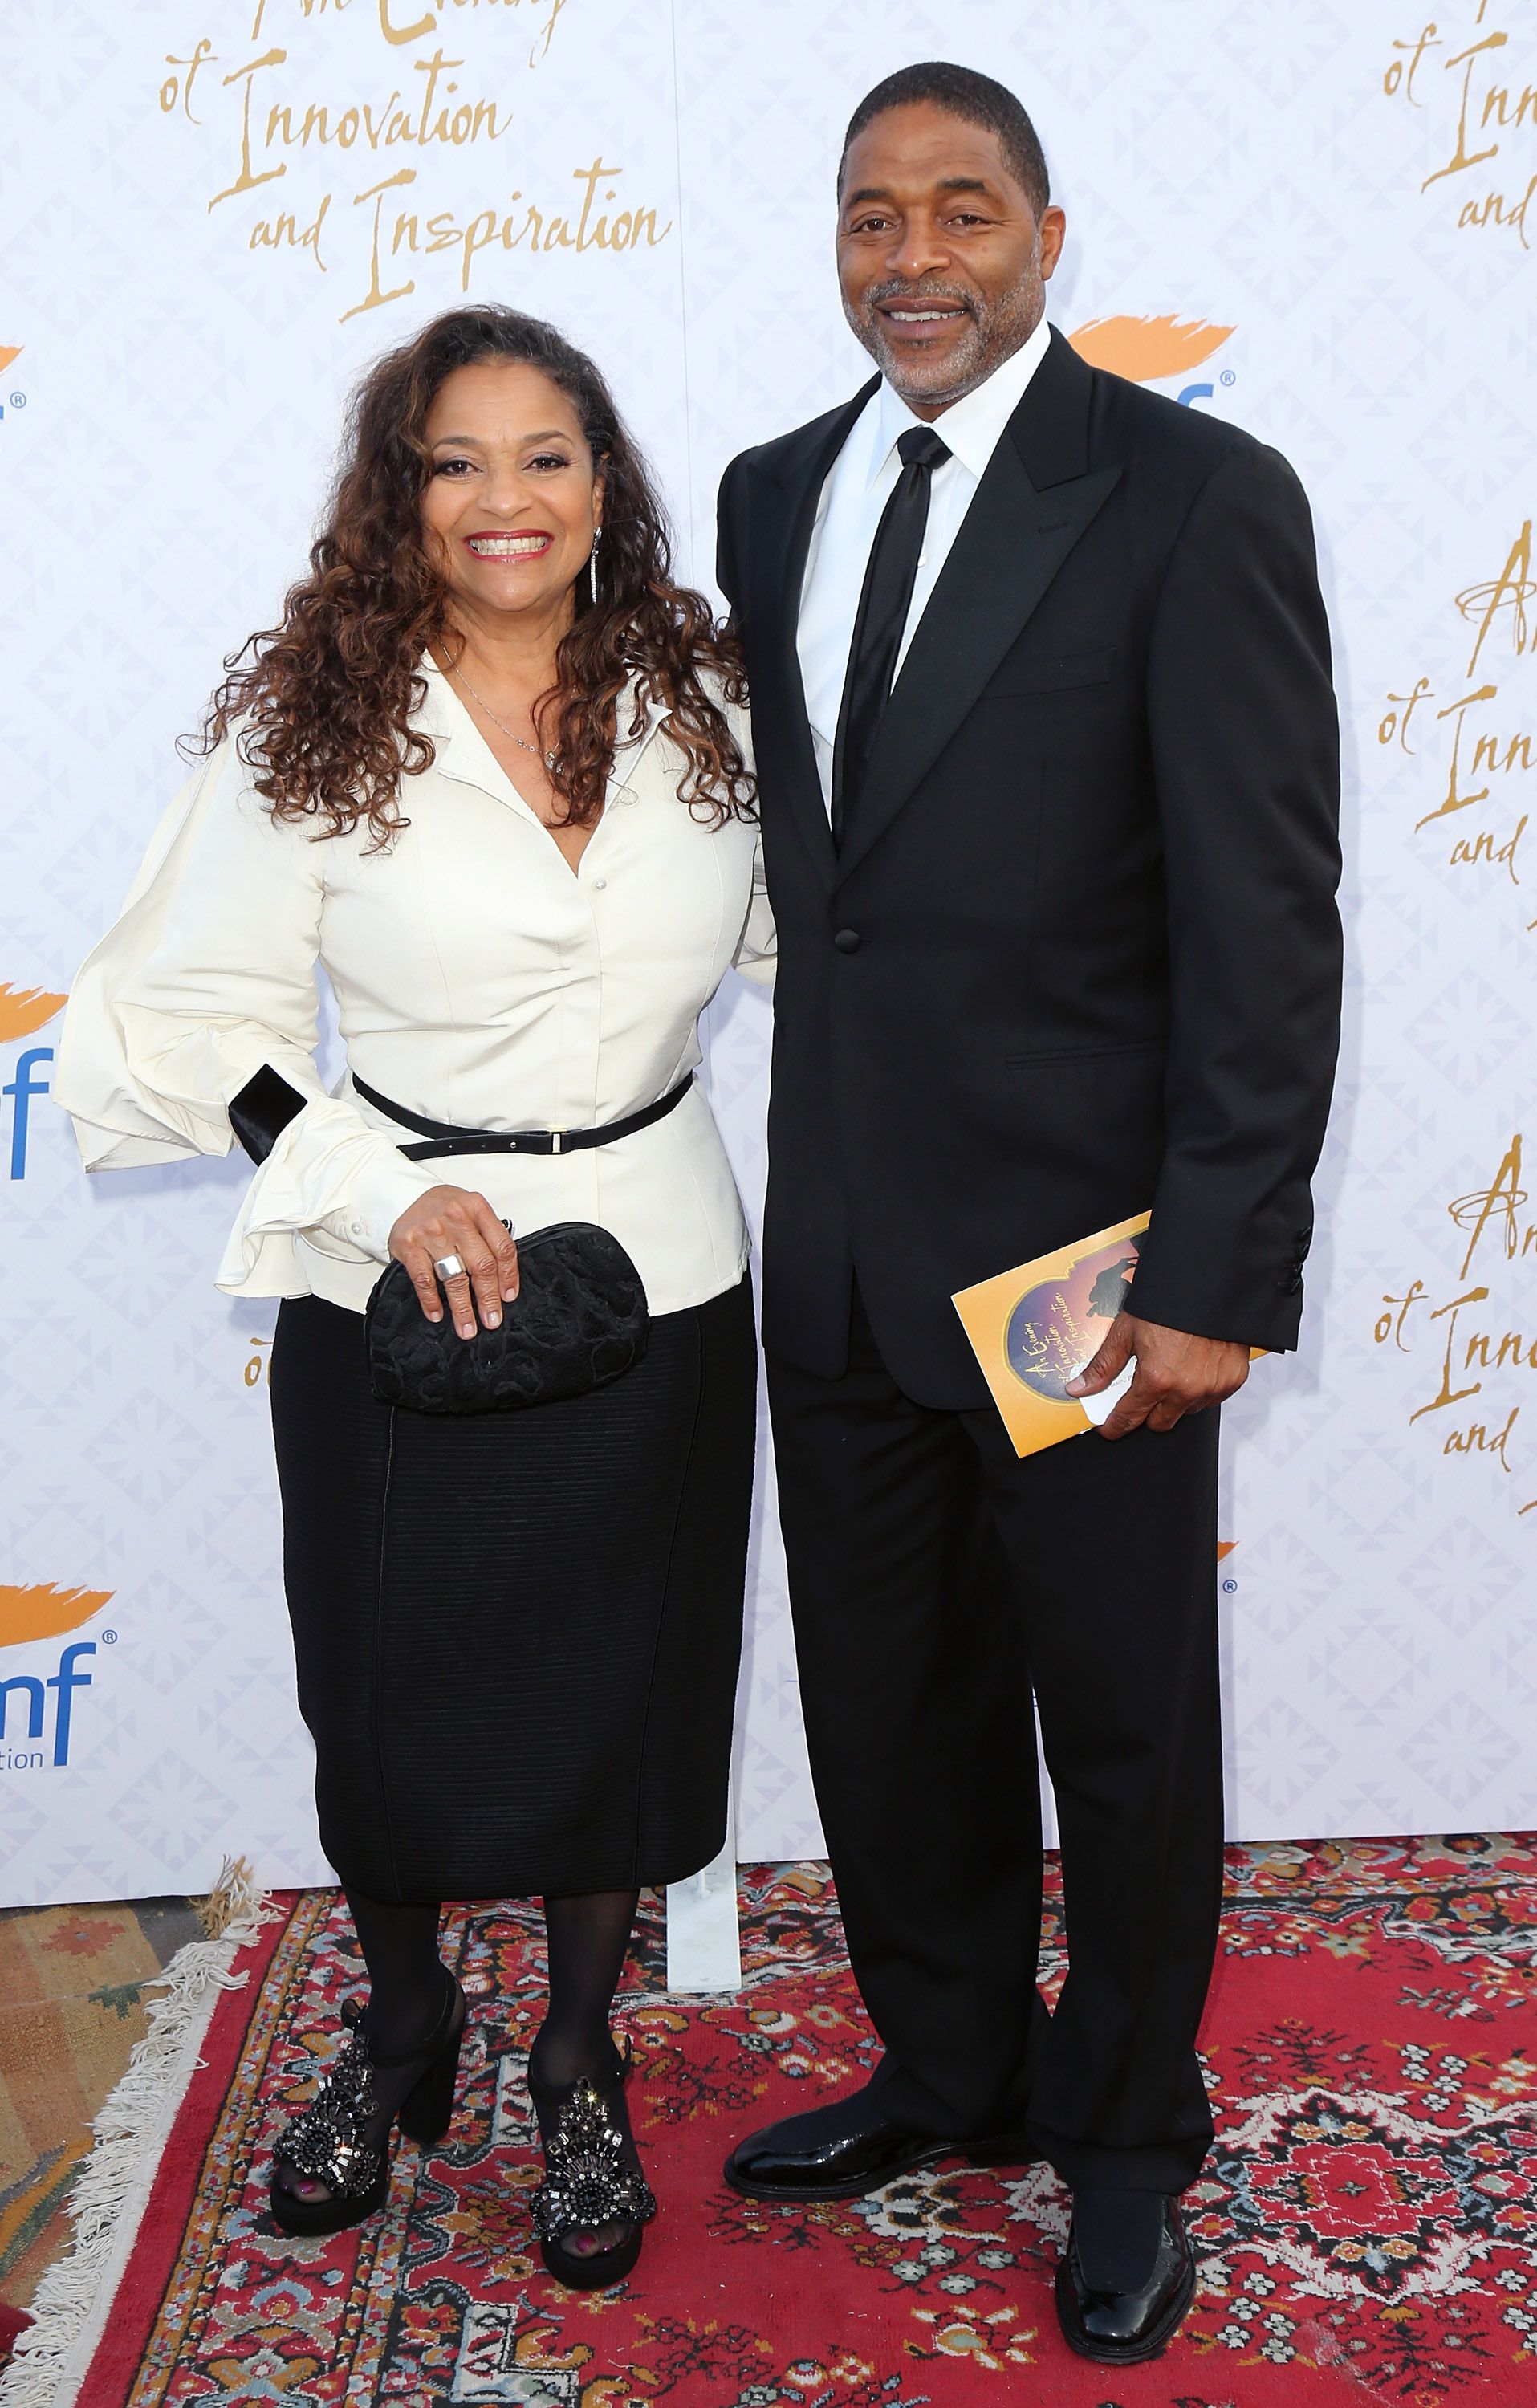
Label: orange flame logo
xmin=1070 ymin=315 xmax=1234 ymax=384
xmin=0 ymin=1584 xmax=113 ymax=1649
xmin=0 ymin=983 xmax=67 ymax=1040
xmin=0 ymin=345 xmax=21 ymax=378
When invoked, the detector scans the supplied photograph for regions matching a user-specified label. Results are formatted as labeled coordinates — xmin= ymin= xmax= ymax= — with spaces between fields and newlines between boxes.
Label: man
xmin=716 ymin=61 xmax=1341 ymax=2366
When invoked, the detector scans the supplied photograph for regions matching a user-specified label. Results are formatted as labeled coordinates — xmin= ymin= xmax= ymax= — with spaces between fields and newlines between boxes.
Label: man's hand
xmin=1066 ymin=1312 xmax=1250 ymax=1439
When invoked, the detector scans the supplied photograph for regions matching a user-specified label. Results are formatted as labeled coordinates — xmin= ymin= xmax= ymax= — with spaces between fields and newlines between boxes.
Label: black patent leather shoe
xmin=723 ymin=2089 xmax=1031 ymax=2203
xmin=1055 ymin=2194 xmax=1196 ymax=2364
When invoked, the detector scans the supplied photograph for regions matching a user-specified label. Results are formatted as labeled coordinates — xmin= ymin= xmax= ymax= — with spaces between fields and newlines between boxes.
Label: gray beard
xmin=847 ymin=255 xmax=1045 ymax=413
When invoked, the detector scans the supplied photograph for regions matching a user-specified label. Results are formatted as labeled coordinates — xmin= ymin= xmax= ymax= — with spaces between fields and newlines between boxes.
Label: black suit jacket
xmin=718 ymin=328 xmax=1343 ymax=1408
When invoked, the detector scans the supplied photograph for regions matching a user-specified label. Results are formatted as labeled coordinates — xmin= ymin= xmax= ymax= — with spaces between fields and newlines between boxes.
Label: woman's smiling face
xmin=420 ymin=360 xmax=603 ymax=625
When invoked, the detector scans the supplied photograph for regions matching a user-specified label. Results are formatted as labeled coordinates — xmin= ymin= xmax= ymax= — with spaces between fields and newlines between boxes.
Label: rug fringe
xmin=0 ymin=1860 xmax=279 ymax=2408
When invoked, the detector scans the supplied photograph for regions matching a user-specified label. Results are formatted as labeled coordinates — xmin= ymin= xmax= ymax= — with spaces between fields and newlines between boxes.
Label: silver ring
xmin=432 ymin=1253 xmax=466 ymax=1282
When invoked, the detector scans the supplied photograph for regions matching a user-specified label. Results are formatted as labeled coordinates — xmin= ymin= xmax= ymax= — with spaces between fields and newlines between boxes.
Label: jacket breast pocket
xmin=986 ymin=644 xmax=1118 ymax=698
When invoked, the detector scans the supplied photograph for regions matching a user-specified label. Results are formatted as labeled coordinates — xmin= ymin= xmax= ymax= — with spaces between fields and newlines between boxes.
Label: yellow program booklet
xmin=951 ymin=1210 xmax=1151 ymax=1459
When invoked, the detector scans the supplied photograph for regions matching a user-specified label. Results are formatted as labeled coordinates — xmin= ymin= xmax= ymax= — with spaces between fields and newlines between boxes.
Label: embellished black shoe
xmin=269 ymin=1973 xmax=466 ymax=2238
xmin=527 ymin=2039 xmax=657 ymax=2290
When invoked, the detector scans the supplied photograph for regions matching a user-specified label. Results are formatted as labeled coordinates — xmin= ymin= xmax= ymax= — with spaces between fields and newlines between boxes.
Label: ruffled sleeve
xmin=55 ymin=738 xmax=442 ymax=1297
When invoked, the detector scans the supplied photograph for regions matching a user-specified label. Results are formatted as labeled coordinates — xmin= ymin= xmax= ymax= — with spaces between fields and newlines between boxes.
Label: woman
xmin=57 ymin=305 xmax=772 ymax=2287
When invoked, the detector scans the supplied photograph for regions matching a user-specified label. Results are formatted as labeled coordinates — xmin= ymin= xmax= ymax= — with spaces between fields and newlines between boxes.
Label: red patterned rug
xmin=64 ymin=1839 xmax=1537 ymax=2406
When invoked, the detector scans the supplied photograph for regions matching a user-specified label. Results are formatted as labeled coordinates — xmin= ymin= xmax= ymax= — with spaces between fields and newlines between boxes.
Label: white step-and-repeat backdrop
xmin=3 ymin=1 xmax=1535 ymax=1906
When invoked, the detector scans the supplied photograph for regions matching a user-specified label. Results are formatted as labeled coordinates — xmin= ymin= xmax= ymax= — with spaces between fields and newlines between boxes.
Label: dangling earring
xmin=588 ymin=526 xmax=602 ymax=608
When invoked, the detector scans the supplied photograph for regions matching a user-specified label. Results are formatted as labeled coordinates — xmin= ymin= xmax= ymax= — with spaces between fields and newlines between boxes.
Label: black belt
xmin=352 ymin=1072 xmax=693 ymax=1161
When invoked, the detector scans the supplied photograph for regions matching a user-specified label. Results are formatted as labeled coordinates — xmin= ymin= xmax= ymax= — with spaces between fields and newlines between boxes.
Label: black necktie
xmin=831 ymin=424 xmax=951 ymax=850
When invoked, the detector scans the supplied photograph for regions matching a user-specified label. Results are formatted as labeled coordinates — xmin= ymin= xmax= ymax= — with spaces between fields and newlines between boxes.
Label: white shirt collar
xmin=868 ymin=312 xmax=1054 ymax=487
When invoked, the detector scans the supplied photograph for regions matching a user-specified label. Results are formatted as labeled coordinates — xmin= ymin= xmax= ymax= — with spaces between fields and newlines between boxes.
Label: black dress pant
xmin=767 ymin=1287 xmax=1224 ymax=2194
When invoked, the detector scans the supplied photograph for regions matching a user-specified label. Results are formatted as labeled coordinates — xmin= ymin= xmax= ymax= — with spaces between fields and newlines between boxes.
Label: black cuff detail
xmin=229 ymin=1065 xmax=307 ymax=1165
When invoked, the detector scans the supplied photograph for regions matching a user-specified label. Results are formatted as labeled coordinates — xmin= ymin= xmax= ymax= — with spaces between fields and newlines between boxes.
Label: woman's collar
xmin=413 ymin=657 xmax=667 ymax=803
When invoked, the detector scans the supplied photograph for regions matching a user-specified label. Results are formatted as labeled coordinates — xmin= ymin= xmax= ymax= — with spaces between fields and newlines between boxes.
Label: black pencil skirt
xmin=268 ymin=1276 xmax=756 ymax=1904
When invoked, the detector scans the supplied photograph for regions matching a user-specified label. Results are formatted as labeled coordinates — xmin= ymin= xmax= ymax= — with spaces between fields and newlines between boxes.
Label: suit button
xmin=834 ymin=928 xmax=861 ymax=953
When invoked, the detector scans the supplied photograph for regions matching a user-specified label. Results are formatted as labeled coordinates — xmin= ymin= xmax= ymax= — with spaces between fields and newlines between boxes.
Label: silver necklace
xmin=451 ymin=667 xmax=556 ymax=770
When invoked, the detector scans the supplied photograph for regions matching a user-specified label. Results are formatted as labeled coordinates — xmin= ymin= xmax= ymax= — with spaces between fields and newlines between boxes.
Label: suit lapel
xmin=746 ymin=383 xmax=876 ymax=893
xmin=836 ymin=332 xmax=1120 ymax=883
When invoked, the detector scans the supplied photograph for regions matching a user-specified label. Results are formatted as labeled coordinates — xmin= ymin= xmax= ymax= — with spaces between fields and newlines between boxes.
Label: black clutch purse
xmin=364 ymin=1221 xmax=649 ymax=1415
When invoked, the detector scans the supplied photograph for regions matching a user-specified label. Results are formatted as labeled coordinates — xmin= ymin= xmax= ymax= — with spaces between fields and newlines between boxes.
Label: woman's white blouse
xmin=57 ymin=666 xmax=775 ymax=1316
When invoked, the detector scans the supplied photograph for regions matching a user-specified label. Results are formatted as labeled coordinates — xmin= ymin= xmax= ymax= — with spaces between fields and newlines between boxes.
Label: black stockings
xmin=530 ymin=1889 xmax=641 ymax=2086
xmin=346 ymin=1888 xmax=451 ymax=2054
xmin=343 ymin=1885 xmax=640 ymax=2085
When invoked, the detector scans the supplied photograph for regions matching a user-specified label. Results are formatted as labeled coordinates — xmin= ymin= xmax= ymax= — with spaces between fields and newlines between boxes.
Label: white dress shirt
xmin=57 ymin=665 xmax=775 ymax=1316
xmin=796 ymin=313 xmax=1054 ymax=811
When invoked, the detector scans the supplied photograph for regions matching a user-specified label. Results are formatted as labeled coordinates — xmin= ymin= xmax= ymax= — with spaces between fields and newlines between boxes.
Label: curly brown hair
xmin=194 ymin=306 xmax=753 ymax=844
